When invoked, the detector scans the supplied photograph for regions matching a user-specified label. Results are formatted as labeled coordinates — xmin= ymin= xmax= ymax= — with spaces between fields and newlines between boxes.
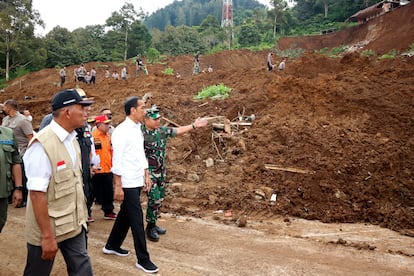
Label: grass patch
xmin=378 ymin=49 xmax=397 ymax=60
xmin=275 ymin=47 xmax=304 ymax=59
xmin=194 ymin=83 xmax=231 ymax=100
xmin=361 ymin=49 xmax=375 ymax=57
xmin=163 ymin=67 xmax=174 ymax=75
xmin=330 ymin=45 xmax=347 ymax=55
xmin=115 ymin=63 xmax=127 ymax=67
xmin=315 ymin=47 xmax=329 ymax=54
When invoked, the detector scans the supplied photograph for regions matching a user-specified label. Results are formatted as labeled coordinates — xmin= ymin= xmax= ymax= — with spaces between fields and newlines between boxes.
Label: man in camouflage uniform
xmin=0 ymin=106 xmax=23 ymax=232
xmin=193 ymin=52 xmax=200 ymax=75
xmin=142 ymin=105 xmax=208 ymax=242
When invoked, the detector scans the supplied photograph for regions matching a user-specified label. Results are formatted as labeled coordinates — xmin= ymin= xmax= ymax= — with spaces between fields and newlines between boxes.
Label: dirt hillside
xmin=278 ymin=2 xmax=414 ymax=55
xmin=2 ymin=2 xmax=414 ymax=236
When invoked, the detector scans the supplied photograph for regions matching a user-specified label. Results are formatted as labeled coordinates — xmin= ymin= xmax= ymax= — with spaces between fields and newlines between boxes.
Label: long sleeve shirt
xmin=111 ymin=117 xmax=148 ymax=188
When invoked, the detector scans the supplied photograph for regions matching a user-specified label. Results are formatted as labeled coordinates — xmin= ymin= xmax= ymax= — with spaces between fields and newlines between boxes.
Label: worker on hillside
xmin=267 ymin=52 xmax=274 ymax=71
xmin=278 ymin=58 xmax=286 ymax=71
xmin=121 ymin=67 xmax=127 ymax=80
xmin=193 ymin=52 xmax=200 ymax=75
xmin=77 ymin=64 xmax=87 ymax=83
xmin=59 ymin=67 xmax=66 ymax=87
xmin=90 ymin=67 xmax=97 ymax=84
xmin=136 ymin=55 xmax=148 ymax=77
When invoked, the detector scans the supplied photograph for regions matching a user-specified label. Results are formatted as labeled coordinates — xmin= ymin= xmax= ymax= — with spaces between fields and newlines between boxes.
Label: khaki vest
xmin=25 ymin=127 xmax=87 ymax=246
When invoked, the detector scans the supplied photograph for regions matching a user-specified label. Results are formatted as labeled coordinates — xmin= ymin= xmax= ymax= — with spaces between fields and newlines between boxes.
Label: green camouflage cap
xmin=146 ymin=105 xmax=161 ymax=119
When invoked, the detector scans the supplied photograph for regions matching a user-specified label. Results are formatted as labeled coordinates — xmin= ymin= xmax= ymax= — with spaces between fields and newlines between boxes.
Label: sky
xmin=32 ymin=0 xmax=271 ymax=36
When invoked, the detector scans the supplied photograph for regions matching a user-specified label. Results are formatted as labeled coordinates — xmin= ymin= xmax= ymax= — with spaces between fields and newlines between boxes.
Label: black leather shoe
xmin=146 ymin=227 xmax=159 ymax=242
xmin=154 ymin=225 xmax=166 ymax=235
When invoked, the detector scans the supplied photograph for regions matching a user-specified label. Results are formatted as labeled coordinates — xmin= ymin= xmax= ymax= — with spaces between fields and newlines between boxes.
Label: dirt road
xmin=1 ymin=205 xmax=413 ymax=275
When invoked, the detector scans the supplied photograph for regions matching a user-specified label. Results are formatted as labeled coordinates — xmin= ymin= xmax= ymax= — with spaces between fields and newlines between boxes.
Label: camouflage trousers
xmin=136 ymin=66 xmax=148 ymax=77
xmin=193 ymin=62 xmax=200 ymax=75
xmin=146 ymin=178 xmax=166 ymax=224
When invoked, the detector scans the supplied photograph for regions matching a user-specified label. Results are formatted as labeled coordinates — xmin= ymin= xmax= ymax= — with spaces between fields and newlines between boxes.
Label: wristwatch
xmin=15 ymin=186 xmax=24 ymax=191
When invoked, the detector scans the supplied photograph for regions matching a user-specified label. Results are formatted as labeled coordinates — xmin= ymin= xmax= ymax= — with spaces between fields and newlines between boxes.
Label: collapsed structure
xmin=347 ymin=0 xmax=411 ymax=24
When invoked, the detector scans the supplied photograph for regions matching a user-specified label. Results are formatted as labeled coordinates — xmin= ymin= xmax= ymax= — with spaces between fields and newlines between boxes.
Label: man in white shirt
xmin=267 ymin=52 xmax=274 ymax=71
xmin=23 ymin=89 xmax=94 ymax=275
xmin=102 ymin=96 xmax=158 ymax=274
xmin=278 ymin=58 xmax=286 ymax=71
xmin=121 ymin=66 xmax=127 ymax=80
xmin=59 ymin=67 xmax=66 ymax=86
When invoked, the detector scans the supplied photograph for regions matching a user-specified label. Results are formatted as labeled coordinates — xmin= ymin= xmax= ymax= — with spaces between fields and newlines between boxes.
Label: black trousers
xmin=23 ymin=228 xmax=92 ymax=276
xmin=267 ymin=62 xmax=273 ymax=71
xmin=92 ymin=173 xmax=114 ymax=215
xmin=105 ymin=187 xmax=150 ymax=262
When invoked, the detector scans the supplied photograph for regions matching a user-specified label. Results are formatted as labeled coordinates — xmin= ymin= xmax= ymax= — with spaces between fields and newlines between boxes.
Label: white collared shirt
xmin=111 ymin=116 xmax=148 ymax=188
xmin=24 ymin=120 xmax=78 ymax=192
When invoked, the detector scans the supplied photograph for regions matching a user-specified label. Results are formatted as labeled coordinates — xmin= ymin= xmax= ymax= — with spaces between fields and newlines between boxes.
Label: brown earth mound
xmin=2 ymin=5 xmax=414 ymax=234
xmin=278 ymin=2 xmax=414 ymax=55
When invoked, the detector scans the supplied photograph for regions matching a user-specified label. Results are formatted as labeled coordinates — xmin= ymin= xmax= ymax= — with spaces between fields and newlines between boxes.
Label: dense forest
xmin=144 ymin=0 xmax=266 ymax=31
xmin=1 ymin=0 xmax=384 ymax=83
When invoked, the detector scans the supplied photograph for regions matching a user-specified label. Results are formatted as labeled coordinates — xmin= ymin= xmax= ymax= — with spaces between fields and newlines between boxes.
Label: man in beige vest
xmin=23 ymin=89 xmax=94 ymax=276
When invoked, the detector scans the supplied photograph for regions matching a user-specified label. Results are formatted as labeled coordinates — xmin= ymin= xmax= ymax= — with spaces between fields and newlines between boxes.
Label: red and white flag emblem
xmin=57 ymin=160 xmax=66 ymax=171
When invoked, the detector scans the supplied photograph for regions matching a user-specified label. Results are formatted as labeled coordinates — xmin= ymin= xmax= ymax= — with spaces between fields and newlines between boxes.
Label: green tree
xmin=269 ymin=0 xmax=288 ymax=37
xmin=106 ymin=1 xmax=144 ymax=61
xmin=44 ymin=27 xmax=76 ymax=67
xmin=0 ymin=0 xmax=43 ymax=80
xmin=101 ymin=30 xmax=125 ymax=61
xmin=291 ymin=0 xmax=383 ymax=22
xmin=128 ymin=21 xmax=152 ymax=57
xmin=155 ymin=25 xmax=207 ymax=56
xmin=199 ymin=15 xmax=226 ymax=49
xmin=72 ymin=26 xmax=108 ymax=63
xmin=238 ymin=23 xmax=260 ymax=47
xmin=316 ymin=0 xmax=331 ymax=18
xmin=146 ymin=47 xmax=160 ymax=63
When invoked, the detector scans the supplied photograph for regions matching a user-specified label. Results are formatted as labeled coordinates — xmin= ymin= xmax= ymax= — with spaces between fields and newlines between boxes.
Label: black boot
xmin=146 ymin=225 xmax=159 ymax=242
xmin=154 ymin=225 xmax=166 ymax=235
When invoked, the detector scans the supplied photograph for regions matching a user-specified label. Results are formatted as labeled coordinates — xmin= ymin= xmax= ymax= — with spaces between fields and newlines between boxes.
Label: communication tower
xmin=221 ymin=0 xmax=233 ymax=48
xmin=221 ymin=0 xmax=233 ymax=28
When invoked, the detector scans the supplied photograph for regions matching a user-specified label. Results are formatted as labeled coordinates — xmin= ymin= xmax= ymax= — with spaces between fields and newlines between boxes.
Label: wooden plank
xmin=212 ymin=122 xmax=252 ymax=129
xmin=162 ymin=116 xmax=181 ymax=127
xmin=204 ymin=116 xmax=226 ymax=122
xmin=264 ymin=164 xmax=315 ymax=174
xmin=198 ymin=102 xmax=209 ymax=107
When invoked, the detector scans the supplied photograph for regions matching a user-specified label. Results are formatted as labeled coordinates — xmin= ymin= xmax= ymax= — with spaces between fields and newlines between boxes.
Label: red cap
xmin=95 ymin=115 xmax=111 ymax=124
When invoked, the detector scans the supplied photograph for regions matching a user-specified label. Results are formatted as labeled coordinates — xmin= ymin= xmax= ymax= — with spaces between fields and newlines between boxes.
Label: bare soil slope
xmin=2 ymin=2 xmax=414 ymax=236
xmin=278 ymin=2 xmax=414 ymax=54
